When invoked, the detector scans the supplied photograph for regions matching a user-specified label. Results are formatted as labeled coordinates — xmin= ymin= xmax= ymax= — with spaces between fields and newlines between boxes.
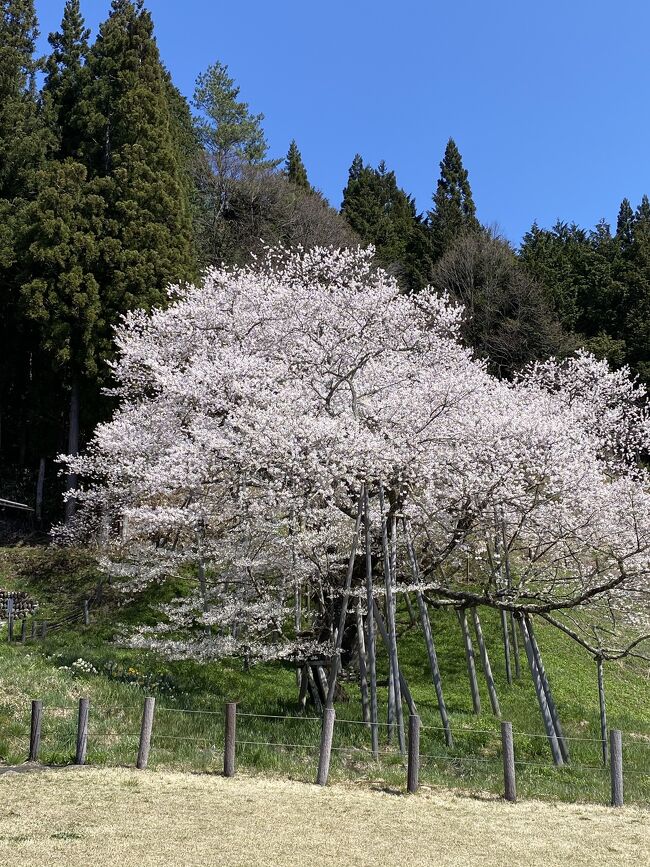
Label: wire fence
xmin=1 ymin=698 xmax=648 ymax=807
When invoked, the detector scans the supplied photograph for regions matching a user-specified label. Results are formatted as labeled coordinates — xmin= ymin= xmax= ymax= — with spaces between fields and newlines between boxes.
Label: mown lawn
xmin=1 ymin=767 xmax=648 ymax=867
xmin=1 ymin=546 xmax=649 ymax=804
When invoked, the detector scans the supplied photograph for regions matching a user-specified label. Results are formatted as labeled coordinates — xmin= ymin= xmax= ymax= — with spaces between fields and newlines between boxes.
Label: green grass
xmin=0 ymin=546 xmax=649 ymax=804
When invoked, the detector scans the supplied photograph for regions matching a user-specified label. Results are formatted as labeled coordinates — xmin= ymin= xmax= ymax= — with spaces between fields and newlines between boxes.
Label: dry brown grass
xmin=0 ymin=767 xmax=648 ymax=866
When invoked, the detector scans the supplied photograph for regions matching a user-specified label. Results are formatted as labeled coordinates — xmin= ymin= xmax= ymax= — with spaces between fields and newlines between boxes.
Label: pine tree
xmin=428 ymin=138 xmax=480 ymax=260
xmin=192 ymin=59 xmax=277 ymax=261
xmin=285 ymin=139 xmax=311 ymax=190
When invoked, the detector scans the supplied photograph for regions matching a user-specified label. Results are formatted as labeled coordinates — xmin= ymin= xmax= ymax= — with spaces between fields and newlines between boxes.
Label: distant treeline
xmin=1 ymin=0 xmax=648 ymax=522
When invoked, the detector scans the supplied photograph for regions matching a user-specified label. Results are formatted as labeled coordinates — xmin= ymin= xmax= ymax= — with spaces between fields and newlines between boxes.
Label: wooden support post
xmin=526 ymin=615 xmax=569 ymax=763
xmin=363 ymin=487 xmax=379 ymax=759
xmin=472 ymin=607 xmax=501 ymax=717
xmin=83 ymin=600 xmax=90 ymax=627
xmin=355 ymin=602 xmax=370 ymax=725
xmin=501 ymin=610 xmax=512 ymax=685
xmin=316 ymin=707 xmax=336 ymax=786
xmin=40 ymin=621 xmax=47 ymax=639
xmin=224 ymin=702 xmax=237 ymax=777
xmin=371 ymin=600 xmax=418 ymax=718
xmin=404 ymin=592 xmax=417 ymax=627
xmin=7 ymin=598 xmax=13 ymax=642
xmin=29 ymin=700 xmax=42 ymax=762
xmin=136 ymin=696 xmax=155 ymax=770
xmin=307 ymin=666 xmax=323 ymax=714
xmin=458 ymin=608 xmax=481 ymax=715
xmin=298 ymin=664 xmax=309 ymax=710
xmin=610 ymin=729 xmax=623 ymax=807
xmin=402 ymin=520 xmax=452 ymax=747
xmin=325 ymin=490 xmax=363 ymax=708
xmin=21 ymin=618 xmax=27 ymax=644
xmin=518 ymin=616 xmax=563 ymax=766
xmin=387 ymin=659 xmax=396 ymax=744
xmin=407 ymin=714 xmax=421 ymax=794
xmin=378 ymin=490 xmax=405 ymax=754
xmin=315 ymin=666 xmax=329 ymax=705
xmin=501 ymin=721 xmax=516 ymax=802
xmin=509 ymin=611 xmax=521 ymax=679
xmin=597 ymin=657 xmax=607 ymax=767
xmin=75 ymin=697 xmax=89 ymax=765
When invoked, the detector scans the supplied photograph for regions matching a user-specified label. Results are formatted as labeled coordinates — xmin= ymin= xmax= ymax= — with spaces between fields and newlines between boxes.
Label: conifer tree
xmin=285 ymin=139 xmax=311 ymax=190
xmin=44 ymin=0 xmax=89 ymax=158
xmin=0 ymin=0 xmax=50 ymax=497
xmin=75 ymin=0 xmax=196 ymax=329
xmin=20 ymin=0 xmax=197 ymax=518
xmin=428 ymin=138 xmax=480 ymax=260
xmin=616 ymin=198 xmax=635 ymax=248
xmin=192 ymin=59 xmax=277 ymax=261
xmin=341 ymin=155 xmax=417 ymax=268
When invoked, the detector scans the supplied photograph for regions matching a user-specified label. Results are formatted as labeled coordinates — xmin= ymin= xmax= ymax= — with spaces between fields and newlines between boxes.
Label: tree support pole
xmin=526 ymin=615 xmax=569 ymax=763
xmin=363 ymin=487 xmax=379 ymax=759
xmin=402 ymin=520 xmax=452 ymax=747
xmin=472 ymin=607 xmax=501 ymax=717
xmin=518 ymin=616 xmax=563 ymax=766
xmin=458 ymin=607 xmax=481 ymax=715
xmin=597 ymin=656 xmax=608 ymax=767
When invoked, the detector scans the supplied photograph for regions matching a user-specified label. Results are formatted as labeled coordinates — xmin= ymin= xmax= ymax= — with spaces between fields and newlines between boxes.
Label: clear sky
xmin=34 ymin=1 xmax=650 ymax=245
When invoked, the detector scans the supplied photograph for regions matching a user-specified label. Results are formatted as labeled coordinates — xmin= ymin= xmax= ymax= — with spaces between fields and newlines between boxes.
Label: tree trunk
xmin=64 ymin=377 xmax=80 ymax=523
xmin=35 ymin=457 xmax=45 ymax=525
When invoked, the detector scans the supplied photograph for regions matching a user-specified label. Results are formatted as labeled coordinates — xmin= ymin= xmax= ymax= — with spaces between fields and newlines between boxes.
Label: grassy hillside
xmin=1 ymin=546 xmax=649 ymax=804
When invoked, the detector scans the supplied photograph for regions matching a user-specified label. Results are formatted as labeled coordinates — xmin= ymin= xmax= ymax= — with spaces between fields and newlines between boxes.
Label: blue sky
xmin=34 ymin=1 xmax=650 ymax=245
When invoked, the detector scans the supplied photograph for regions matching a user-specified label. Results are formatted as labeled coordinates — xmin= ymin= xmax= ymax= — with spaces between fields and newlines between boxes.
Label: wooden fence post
xmin=407 ymin=714 xmax=421 ymax=794
xmin=21 ymin=618 xmax=27 ymax=644
xmin=610 ymin=729 xmax=623 ymax=807
xmin=136 ymin=696 xmax=155 ymax=770
xmin=501 ymin=721 xmax=516 ymax=802
xmin=40 ymin=621 xmax=47 ymax=639
xmin=224 ymin=702 xmax=237 ymax=777
xmin=30 ymin=619 xmax=36 ymax=640
xmin=83 ymin=600 xmax=90 ymax=627
xmin=7 ymin=598 xmax=13 ymax=642
xmin=316 ymin=707 xmax=336 ymax=786
xmin=75 ymin=697 xmax=89 ymax=765
xmin=29 ymin=700 xmax=43 ymax=762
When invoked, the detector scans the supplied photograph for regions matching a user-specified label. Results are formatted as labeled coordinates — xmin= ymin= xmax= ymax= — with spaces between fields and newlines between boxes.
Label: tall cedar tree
xmin=44 ymin=0 xmax=89 ymax=158
xmin=21 ymin=0 xmax=197 ymax=519
xmin=428 ymin=138 xmax=480 ymax=260
xmin=0 ymin=0 xmax=50 ymax=499
xmin=285 ymin=139 xmax=311 ymax=190
xmin=341 ymin=155 xmax=417 ymax=269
